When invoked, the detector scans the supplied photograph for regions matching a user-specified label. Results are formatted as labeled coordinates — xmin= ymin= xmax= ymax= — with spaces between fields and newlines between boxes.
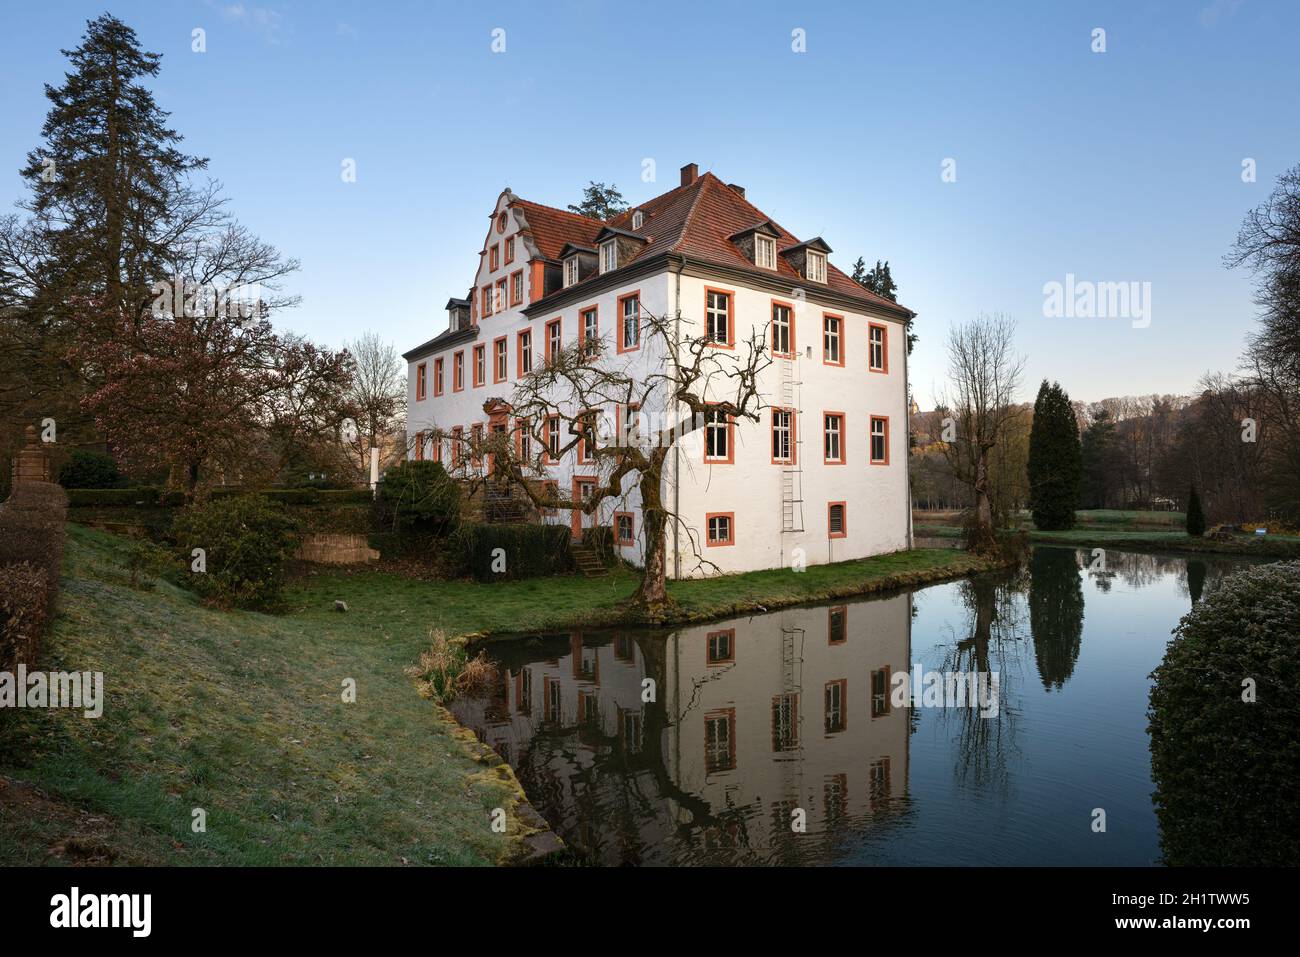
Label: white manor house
xmin=403 ymin=163 xmax=915 ymax=576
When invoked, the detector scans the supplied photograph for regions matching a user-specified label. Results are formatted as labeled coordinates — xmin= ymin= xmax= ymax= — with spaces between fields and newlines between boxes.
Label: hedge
xmin=1148 ymin=560 xmax=1300 ymax=865
xmin=170 ymin=495 xmax=301 ymax=609
xmin=66 ymin=486 xmax=372 ymax=508
xmin=0 ymin=481 xmax=69 ymax=671
xmin=454 ymin=522 xmax=575 ymax=581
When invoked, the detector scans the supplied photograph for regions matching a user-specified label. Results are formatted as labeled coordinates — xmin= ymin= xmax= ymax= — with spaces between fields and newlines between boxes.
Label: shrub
xmin=1148 ymin=560 xmax=1300 ymax=865
xmin=57 ymin=449 xmax=122 ymax=489
xmin=0 ymin=481 xmax=68 ymax=669
xmin=404 ymin=629 xmax=498 ymax=704
xmin=1185 ymin=486 xmax=1206 ymax=537
xmin=169 ymin=495 xmax=300 ymax=609
xmin=454 ymin=522 xmax=574 ymax=581
xmin=123 ymin=539 xmax=174 ymax=590
xmin=375 ymin=461 xmax=460 ymax=537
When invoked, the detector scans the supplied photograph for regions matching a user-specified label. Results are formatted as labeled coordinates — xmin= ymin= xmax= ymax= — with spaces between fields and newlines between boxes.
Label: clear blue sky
xmin=2 ymin=0 xmax=1297 ymax=406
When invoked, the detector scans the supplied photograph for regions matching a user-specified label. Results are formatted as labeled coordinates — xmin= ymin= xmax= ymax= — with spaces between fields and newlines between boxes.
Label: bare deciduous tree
xmin=438 ymin=306 xmax=771 ymax=618
xmin=934 ymin=313 xmax=1026 ymax=553
xmin=344 ymin=332 xmax=407 ymax=483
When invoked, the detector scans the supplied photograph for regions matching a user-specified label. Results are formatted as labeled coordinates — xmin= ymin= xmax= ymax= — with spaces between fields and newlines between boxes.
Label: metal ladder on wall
xmin=779 ymin=357 xmax=804 ymax=532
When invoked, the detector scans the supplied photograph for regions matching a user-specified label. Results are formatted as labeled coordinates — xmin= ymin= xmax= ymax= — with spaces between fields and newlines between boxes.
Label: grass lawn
xmin=0 ymin=524 xmax=519 ymax=866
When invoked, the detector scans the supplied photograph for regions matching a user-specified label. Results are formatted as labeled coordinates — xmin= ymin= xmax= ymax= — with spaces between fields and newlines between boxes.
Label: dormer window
xmin=806 ymin=251 xmax=827 ymax=283
xmin=564 ymin=256 xmax=579 ymax=288
xmin=631 ymin=209 xmax=644 ymax=230
xmin=600 ymin=239 xmax=618 ymax=274
xmin=755 ymin=234 xmax=776 ymax=270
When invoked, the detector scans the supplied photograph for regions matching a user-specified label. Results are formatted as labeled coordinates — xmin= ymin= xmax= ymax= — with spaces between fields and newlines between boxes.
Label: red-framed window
xmin=577 ymin=409 xmax=596 ymax=464
xmin=579 ymin=305 xmax=600 ymax=357
xmin=704 ymin=286 xmax=734 ymax=348
xmin=544 ymin=414 xmax=560 ymax=464
xmin=489 ymin=244 xmax=499 ymax=271
xmin=545 ymin=317 xmax=562 ymax=364
xmin=617 ymin=291 xmax=641 ymax=353
xmin=703 ymin=405 xmax=734 ymax=464
xmin=828 ymin=501 xmax=847 ymax=539
xmin=472 ymin=344 xmax=486 ymax=388
xmin=823 ymin=411 xmax=845 ymax=464
xmin=450 ymin=426 xmax=463 ymax=468
xmin=495 ymin=278 xmax=506 ymax=313
xmin=433 ymin=357 xmax=444 ymax=396
xmin=481 ymin=285 xmax=492 ymax=318
xmin=706 ymin=628 xmax=735 ymax=666
xmin=823 ymin=312 xmax=844 ymax=366
xmin=510 ymin=269 xmax=523 ymax=306
xmin=771 ymin=407 xmax=796 ymax=464
xmin=828 ymin=606 xmax=847 ymax=644
xmin=493 ymin=336 xmax=508 ymax=383
xmin=471 ymin=423 xmax=483 ymax=467
xmin=504 ymin=235 xmax=515 ymax=265
xmin=705 ymin=511 xmax=735 ymax=547
xmin=613 ymin=511 xmax=635 ymax=546
xmin=871 ymin=667 xmax=892 ymax=717
xmin=868 ymin=322 xmax=888 ymax=373
xmin=452 ymin=351 xmax=464 ymax=392
xmin=413 ymin=430 xmax=424 ymax=461
xmin=517 ymin=329 xmax=533 ymax=375
xmin=870 ymin=415 xmax=890 ymax=465
xmin=514 ymin=417 xmax=531 ymax=462
xmin=771 ymin=299 xmax=795 ymax=358
xmin=416 ymin=362 xmax=427 ymax=401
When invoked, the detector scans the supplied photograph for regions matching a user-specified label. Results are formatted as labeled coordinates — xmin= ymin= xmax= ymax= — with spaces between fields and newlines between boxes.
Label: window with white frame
xmin=615 ymin=512 xmax=634 ymax=544
xmin=869 ymin=324 xmax=887 ymax=371
xmin=824 ymin=413 xmax=843 ymax=463
xmin=511 ymin=271 xmax=523 ymax=304
xmin=547 ymin=319 xmax=562 ymax=362
xmin=806 ymin=251 xmax=827 ymax=283
xmin=519 ymin=330 xmax=532 ymax=374
xmin=823 ymin=314 xmax=841 ymax=364
xmin=704 ymin=408 xmax=730 ymax=462
xmin=707 ymin=513 xmax=733 ymax=546
xmin=564 ymin=256 xmax=579 ymax=288
xmin=546 ymin=415 xmax=560 ymax=461
xmin=631 ymin=209 xmax=644 ymax=229
xmin=621 ymin=295 xmax=640 ymax=350
xmin=755 ymin=234 xmax=776 ymax=270
xmin=600 ymin=239 xmax=617 ymax=274
xmin=518 ymin=419 xmax=531 ymax=462
xmin=772 ymin=302 xmax=792 ymax=355
xmin=772 ymin=409 xmax=793 ymax=463
xmin=581 ymin=307 xmax=599 ymax=356
xmin=495 ymin=338 xmax=507 ymax=380
xmin=706 ymin=289 xmax=730 ymax=344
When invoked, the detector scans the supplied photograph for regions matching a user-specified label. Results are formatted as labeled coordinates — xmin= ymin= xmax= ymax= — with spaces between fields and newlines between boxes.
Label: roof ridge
xmin=512 ymin=196 xmax=607 ymax=227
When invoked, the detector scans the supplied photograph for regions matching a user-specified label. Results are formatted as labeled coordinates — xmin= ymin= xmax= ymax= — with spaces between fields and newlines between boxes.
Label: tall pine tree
xmin=1027 ymin=380 xmax=1082 ymax=530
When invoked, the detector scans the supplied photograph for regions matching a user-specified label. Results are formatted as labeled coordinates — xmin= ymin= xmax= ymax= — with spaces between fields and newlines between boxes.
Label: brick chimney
xmin=680 ymin=163 xmax=698 ymax=187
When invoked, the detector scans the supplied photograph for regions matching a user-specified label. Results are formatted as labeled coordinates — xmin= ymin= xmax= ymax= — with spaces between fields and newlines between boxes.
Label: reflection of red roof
xmin=511 ymin=199 xmax=605 ymax=262
xmin=521 ymin=172 xmax=911 ymax=317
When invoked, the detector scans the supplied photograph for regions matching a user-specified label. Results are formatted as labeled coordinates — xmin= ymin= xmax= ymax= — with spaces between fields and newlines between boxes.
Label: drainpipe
xmin=903 ymin=311 xmax=915 ymax=550
xmin=672 ymin=256 xmax=684 ymax=580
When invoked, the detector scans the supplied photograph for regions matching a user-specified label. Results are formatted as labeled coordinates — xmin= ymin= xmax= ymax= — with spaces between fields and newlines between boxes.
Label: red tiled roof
xmin=516 ymin=172 xmax=911 ymax=317
xmin=510 ymin=199 xmax=605 ymax=262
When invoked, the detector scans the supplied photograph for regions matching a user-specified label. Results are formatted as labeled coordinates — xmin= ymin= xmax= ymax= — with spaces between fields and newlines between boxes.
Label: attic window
xmin=600 ymin=239 xmax=618 ymax=274
xmin=564 ymin=256 xmax=579 ymax=288
xmin=806 ymin=250 xmax=827 ymax=283
xmin=755 ymin=234 xmax=776 ymax=270
xmin=631 ymin=210 xmax=644 ymax=230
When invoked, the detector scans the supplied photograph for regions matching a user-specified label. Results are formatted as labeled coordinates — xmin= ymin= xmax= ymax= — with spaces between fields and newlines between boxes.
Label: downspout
xmin=903 ymin=311 xmax=915 ymax=550
xmin=672 ymin=256 xmax=684 ymax=580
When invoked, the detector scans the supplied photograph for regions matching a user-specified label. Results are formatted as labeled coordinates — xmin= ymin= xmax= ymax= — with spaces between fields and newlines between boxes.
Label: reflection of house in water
xmin=451 ymin=593 xmax=912 ymax=865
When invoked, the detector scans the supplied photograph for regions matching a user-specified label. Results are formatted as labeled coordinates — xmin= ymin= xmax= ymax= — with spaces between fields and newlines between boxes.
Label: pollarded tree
xmin=1027 ymin=379 xmax=1081 ymax=530
xmin=441 ymin=306 xmax=771 ymax=619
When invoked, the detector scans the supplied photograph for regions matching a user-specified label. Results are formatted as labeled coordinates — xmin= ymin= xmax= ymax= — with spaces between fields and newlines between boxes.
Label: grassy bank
xmin=286 ymin=546 xmax=996 ymax=638
xmin=0 ymin=524 xmax=520 ymax=866
xmin=914 ymin=521 xmax=1300 ymax=558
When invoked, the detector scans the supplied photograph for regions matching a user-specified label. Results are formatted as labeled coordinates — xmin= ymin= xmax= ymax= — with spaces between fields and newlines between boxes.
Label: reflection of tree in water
xmin=1029 ymin=547 xmax=1085 ymax=691
xmin=937 ymin=568 xmax=1029 ymax=794
xmin=1186 ymin=559 xmax=1206 ymax=605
